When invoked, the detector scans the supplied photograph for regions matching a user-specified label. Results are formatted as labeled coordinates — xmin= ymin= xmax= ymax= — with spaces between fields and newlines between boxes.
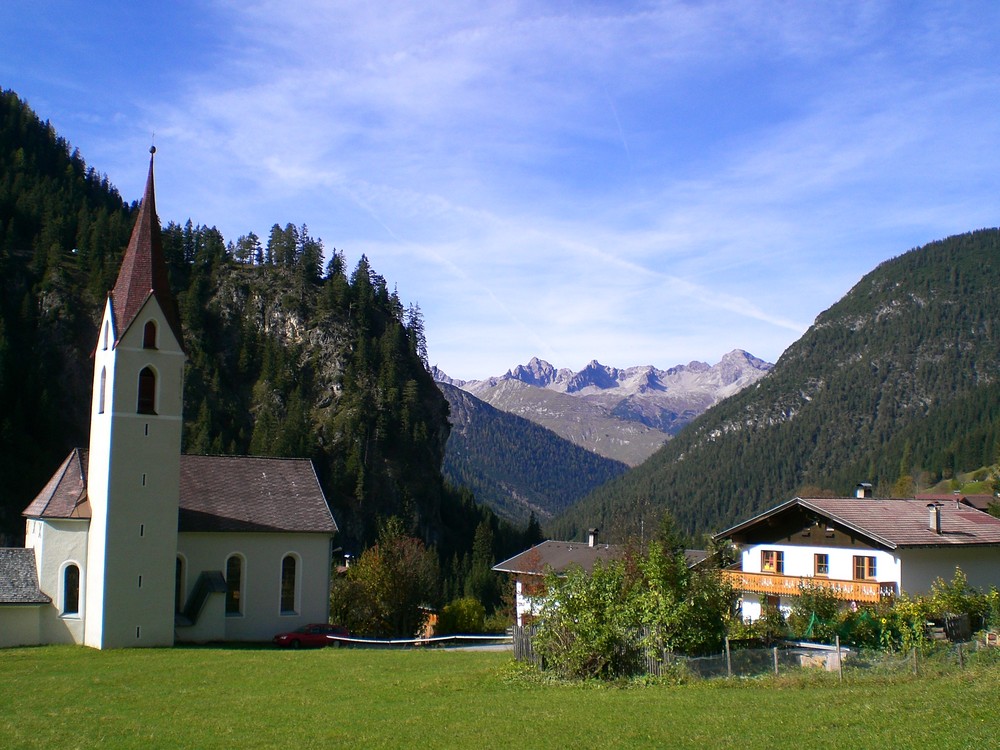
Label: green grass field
xmin=1 ymin=645 xmax=997 ymax=749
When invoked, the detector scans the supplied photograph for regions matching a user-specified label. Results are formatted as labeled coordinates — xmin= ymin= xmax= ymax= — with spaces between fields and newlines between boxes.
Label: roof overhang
xmin=713 ymin=496 xmax=898 ymax=550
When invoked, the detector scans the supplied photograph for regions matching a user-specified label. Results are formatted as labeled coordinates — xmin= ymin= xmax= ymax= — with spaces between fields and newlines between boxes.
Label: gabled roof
xmin=178 ymin=455 xmax=337 ymax=534
xmin=0 ymin=548 xmax=51 ymax=604
xmin=493 ymin=540 xmax=708 ymax=576
xmin=24 ymin=451 xmax=337 ymax=536
xmin=110 ymin=149 xmax=184 ymax=350
xmin=21 ymin=448 xmax=90 ymax=519
xmin=715 ymin=496 xmax=1000 ymax=550
xmin=493 ymin=539 xmax=622 ymax=576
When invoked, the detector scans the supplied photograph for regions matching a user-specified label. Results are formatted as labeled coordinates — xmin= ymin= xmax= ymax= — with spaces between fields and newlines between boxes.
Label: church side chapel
xmin=0 ymin=150 xmax=338 ymax=648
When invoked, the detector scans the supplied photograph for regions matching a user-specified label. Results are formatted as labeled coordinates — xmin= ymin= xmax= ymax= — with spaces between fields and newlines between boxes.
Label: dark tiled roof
xmin=716 ymin=496 xmax=1000 ymax=549
xmin=493 ymin=541 xmax=710 ymax=576
xmin=178 ymin=455 xmax=337 ymax=534
xmin=22 ymin=448 xmax=90 ymax=519
xmin=23 ymin=451 xmax=337 ymax=536
xmin=110 ymin=151 xmax=185 ymax=350
xmin=0 ymin=548 xmax=50 ymax=604
xmin=915 ymin=493 xmax=997 ymax=512
xmin=493 ymin=540 xmax=622 ymax=576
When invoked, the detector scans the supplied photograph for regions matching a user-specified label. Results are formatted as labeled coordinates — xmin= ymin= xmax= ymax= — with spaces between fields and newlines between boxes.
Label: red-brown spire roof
xmin=110 ymin=148 xmax=184 ymax=348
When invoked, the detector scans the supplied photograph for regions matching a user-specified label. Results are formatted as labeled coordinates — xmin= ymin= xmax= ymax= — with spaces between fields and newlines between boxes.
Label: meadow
xmin=1 ymin=644 xmax=997 ymax=749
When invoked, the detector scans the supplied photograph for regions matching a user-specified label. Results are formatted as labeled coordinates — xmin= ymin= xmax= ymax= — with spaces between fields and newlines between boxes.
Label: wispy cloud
xmin=5 ymin=0 xmax=1000 ymax=377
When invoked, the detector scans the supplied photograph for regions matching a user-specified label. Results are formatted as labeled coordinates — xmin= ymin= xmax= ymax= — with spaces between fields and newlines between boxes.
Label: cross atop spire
xmin=109 ymin=150 xmax=184 ymax=349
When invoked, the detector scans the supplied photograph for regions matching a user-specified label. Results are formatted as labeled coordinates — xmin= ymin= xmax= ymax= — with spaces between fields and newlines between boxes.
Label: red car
xmin=273 ymin=623 xmax=349 ymax=648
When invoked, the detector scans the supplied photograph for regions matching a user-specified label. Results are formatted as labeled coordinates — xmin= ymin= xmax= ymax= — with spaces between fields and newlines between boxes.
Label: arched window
xmin=102 ymin=321 xmax=110 ymax=351
xmin=143 ymin=320 xmax=157 ymax=349
xmin=280 ymin=555 xmax=297 ymax=614
xmin=98 ymin=367 xmax=106 ymax=414
xmin=137 ymin=367 xmax=156 ymax=414
xmin=175 ymin=557 xmax=185 ymax=614
xmin=225 ymin=555 xmax=243 ymax=616
xmin=63 ymin=564 xmax=80 ymax=616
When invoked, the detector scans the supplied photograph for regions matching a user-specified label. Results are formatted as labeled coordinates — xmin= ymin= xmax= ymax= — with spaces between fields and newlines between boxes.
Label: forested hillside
xmin=0 ymin=91 xmax=535 ymax=593
xmin=552 ymin=230 xmax=1000 ymax=542
xmin=439 ymin=382 xmax=628 ymax=523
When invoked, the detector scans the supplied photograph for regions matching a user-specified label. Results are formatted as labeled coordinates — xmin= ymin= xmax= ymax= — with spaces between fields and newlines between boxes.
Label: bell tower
xmin=85 ymin=148 xmax=185 ymax=648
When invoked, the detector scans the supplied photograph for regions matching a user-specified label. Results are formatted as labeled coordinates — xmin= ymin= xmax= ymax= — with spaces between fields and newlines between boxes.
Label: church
xmin=0 ymin=150 xmax=338 ymax=648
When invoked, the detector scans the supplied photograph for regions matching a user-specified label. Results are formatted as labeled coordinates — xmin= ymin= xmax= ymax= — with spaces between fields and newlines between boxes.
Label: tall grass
xmin=1 ymin=645 xmax=996 ymax=749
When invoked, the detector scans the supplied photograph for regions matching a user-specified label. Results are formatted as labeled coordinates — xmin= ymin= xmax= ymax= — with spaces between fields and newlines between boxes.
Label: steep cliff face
xmin=175 ymin=254 xmax=454 ymax=550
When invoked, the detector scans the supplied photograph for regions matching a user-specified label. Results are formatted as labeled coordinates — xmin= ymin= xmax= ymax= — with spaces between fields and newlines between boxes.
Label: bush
xmin=531 ymin=534 xmax=738 ymax=680
xmin=436 ymin=597 xmax=486 ymax=635
xmin=787 ymin=584 xmax=841 ymax=641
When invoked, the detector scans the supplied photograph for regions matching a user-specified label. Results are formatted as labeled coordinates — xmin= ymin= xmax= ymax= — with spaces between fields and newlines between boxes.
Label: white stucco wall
xmin=87 ymin=298 xmax=183 ymax=649
xmin=737 ymin=542 xmax=902 ymax=622
xmin=177 ymin=532 xmax=332 ymax=642
xmin=26 ymin=518 xmax=89 ymax=644
xmin=0 ymin=606 xmax=43 ymax=648
xmin=741 ymin=543 xmax=901 ymax=586
xmin=898 ymin=547 xmax=1000 ymax=595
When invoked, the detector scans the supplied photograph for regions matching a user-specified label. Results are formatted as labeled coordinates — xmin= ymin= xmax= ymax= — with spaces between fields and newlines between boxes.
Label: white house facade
xmin=716 ymin=486 xmax=1000 ymax=621
xmin=0 ymin=151 xmax=338 ymax=648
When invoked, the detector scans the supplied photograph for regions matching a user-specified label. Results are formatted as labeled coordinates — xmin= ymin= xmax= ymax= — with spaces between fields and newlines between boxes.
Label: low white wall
xmin=0 ymin=606 xmax=42 ymax=648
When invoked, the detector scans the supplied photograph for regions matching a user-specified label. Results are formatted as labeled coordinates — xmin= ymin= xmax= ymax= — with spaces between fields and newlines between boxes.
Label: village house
xmin=493 ymin=529 xmax=707 ymax=626
xmin=715 ymin=484 xmax=1000 ymax=621
xmin=0 ymin=151 xmax=338 ymax=649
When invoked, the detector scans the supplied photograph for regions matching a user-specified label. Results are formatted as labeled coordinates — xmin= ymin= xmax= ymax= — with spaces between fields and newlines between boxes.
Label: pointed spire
xmin=109 ymin=148 xmax=184 ymax=349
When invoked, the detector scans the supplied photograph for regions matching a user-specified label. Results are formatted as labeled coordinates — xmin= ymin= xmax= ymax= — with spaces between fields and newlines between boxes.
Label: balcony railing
xmin=722 ymin=570 xmax=897 ymax=604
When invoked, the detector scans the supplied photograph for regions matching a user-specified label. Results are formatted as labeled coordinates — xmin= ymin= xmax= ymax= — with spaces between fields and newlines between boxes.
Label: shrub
xmin=436 ymin=597 xmax=486 ymax=635
xmin=787 ymin=584 xmax=841 ymax=641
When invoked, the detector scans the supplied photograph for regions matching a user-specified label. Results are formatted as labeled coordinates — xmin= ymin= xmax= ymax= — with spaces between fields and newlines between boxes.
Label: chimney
xmin=855 ymin=482 xmax=873 ymax=499
xmin=588 ymin=528 xmax=599 ymax=548
xmin=927 ymin=503 xmax=942 ymax=534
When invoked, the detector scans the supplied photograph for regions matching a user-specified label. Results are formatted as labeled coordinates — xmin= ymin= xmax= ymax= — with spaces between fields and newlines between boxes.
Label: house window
xmin=761 ymin=550 xmax=784 ymax=574
xmin=137 ymin=367 xmax=156 ymax=414
xmin=63 ymin=564 xmax=80 ymax=616
xmin=102 ymin=321 xmax=110 ymax=351
xmin=280 ymin=555 xmax=297 ymax=614
xmin=225 ymin=555 xmax=243 ymax=616
xmin=98 ymin=367 xmax=106 ymax=414
xmin=854 ymin=555 xmax=877 ymax=581
xmin=143 ymin=320 xmax=157 ymax=349
xmin=814 ymin=554 xmax=829 ymax=577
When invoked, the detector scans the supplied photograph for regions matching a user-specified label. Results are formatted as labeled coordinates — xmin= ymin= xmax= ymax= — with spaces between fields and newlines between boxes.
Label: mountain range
xmin=434 ymin=350 xmax=772 ymax=466
xmin=550 ymin=229 xmax=1000 ymax=543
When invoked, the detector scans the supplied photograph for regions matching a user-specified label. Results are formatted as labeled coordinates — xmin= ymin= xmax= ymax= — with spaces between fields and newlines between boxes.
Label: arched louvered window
xmin=143 ymin=320 xmax=157 ymax=349
xmin=137 ymin=367 xmax=156 ymax=414
xmin=98 ymin=367 xmax=106 ymax=414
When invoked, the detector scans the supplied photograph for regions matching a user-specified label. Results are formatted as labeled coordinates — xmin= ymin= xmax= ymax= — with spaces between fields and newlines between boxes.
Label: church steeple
xmin=109 ymin=147 xmax=184 ymax=350
xmin=84 ymin=149 xmax=184 ymax=649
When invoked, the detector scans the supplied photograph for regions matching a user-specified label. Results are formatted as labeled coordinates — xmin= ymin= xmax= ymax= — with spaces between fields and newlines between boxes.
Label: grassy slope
xmin=1 ymin=646 xmax=997 ymax=749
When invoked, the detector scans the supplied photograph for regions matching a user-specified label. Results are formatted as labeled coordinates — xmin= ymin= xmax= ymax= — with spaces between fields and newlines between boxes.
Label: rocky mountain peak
xmin=506 ymin=356 xmax=558 ymax=387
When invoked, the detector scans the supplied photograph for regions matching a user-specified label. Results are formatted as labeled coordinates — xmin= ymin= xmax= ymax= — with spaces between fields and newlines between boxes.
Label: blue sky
xmin=4 ymin=2 xmax=1000 ymax=379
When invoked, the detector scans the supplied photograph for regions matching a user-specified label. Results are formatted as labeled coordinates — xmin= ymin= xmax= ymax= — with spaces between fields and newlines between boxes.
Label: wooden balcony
xmin=722 ymin=570 xmax=897 ymax=604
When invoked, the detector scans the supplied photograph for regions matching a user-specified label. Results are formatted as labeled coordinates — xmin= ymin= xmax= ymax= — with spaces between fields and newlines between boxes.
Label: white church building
xmin=0 ymin=150 xmax=338 ymax=648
